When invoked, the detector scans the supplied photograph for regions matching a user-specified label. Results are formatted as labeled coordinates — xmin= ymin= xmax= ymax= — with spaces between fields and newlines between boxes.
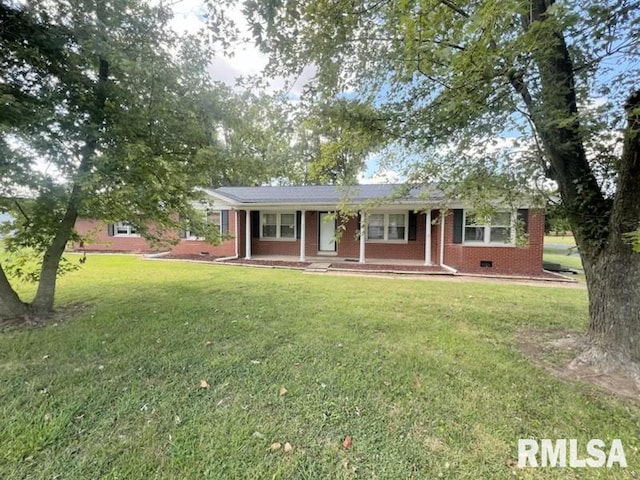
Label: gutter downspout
xmin=439 ymin=210 xmax=457 ymax=273
xmin=215 ymin=209 xmax=240 ymax=262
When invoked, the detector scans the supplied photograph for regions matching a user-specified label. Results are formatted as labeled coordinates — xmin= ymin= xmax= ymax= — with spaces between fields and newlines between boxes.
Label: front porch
xmin=239 ymin=209 xmax=442 ymax=266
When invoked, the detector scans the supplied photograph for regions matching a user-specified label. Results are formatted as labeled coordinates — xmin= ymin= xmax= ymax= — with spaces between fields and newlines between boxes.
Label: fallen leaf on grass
xmin=342 ymin=436 xmax=352 ymax=450
xmin=284 ymin=442 xmax=293 ymax=453
xmin=270 ymin=442 xmax=282 ymax=451
xmin=279 ymin=386 xmax=288 ymax=396
xmin=199 ymin=379 xmax=210 ymax=389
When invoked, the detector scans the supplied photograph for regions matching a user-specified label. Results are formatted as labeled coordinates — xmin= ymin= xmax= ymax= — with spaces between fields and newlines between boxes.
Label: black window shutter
xmin=107 ymin=223 xmax=115 ymax=236
xmin=517 ymin=209 xmax=529 ymax=234
xmin=453 ymin=209 xmax=463 ymax=244
xmin=408 ymin=211 xmax=418 ymax=241
xmin=177 ymin=214 xmax=187 ymax=238
xmin=221 ymin=210 xmax=229 ymax=234
xmin=296 ymin=211 xmax=301 ymax=239
xmin=251 ymin=211 xmax=260 ymax=238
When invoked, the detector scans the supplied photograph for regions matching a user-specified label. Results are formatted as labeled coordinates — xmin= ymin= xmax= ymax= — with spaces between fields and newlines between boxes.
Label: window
xmin=463 ymin=211 xmax=514 ymax=245
xmin=114 ymin=222 xmax=138 ymax=237
xmin=366 ymin=212 xmax=407 ymax=242
xmin=388 ymin=213 xmax=406 ymax=240
xmin=261 ymin=212 xmax=296 ymax=240
xmin=186 ymin=209 xmax=221 ymax=240
xmin=279 ymin=213 xmax=295 ymax=238
xmin=367 ymin=214 xmax=385 ymax=240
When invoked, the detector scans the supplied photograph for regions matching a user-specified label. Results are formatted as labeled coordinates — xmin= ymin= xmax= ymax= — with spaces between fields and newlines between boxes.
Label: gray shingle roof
xmin=211 ymin=184 xmax=443 ymax=205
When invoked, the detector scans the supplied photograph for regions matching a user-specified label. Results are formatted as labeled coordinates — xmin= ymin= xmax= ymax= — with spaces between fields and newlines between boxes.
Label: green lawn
xmin=543 ymin=253 xmax=584 ymax=270
xmin=543 ymin=234 xmax=583 ymax=276
xmin=1 ymin=256 xmax=637 ymax=478
xmin=544 ymin=235 xmax=576 ymax=246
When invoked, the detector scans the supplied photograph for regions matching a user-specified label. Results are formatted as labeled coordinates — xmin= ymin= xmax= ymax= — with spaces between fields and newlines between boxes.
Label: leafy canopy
xmin=239 ymin=0 xmax=639 ymax=201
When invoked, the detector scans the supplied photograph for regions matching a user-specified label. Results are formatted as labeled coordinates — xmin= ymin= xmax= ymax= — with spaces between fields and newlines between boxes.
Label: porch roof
xmin=208 ymin=184 xmax=444 ymax=207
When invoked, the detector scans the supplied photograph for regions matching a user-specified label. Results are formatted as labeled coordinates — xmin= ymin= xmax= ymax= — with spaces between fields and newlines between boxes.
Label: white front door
xmin=319 ymin=213 xmax=336 ymax=252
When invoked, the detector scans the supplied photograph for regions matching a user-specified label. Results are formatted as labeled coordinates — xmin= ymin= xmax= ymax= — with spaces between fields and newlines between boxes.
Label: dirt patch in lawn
xmin=0 ymin=302 xmax=90 ymax=332
xmin=517 ymin=329 xmax=640 ymax=401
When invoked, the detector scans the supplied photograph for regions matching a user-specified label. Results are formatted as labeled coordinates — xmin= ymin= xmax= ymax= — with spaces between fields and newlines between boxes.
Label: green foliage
xmin=304 ymin=98 xmax=388 ymax=185
xmin=545 ymin=202 xmax=574 ymax=235
xmin=623 ymin=229 xmax=640 ymax=253
xmin=238 ymin=0 xmax=639 ymax=236
xmin=1 ymin=247 xmax=79 ymax=284
xmin=1 ymin=0 xmax=218 ymax=243
xmin=1 ymin=0 xmax=304 ymax=310
xmin=196 ymin=88 xmax=298 ymax=187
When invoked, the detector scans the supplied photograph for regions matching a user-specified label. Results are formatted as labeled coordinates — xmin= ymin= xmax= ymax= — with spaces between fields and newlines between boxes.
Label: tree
xmin=238 ymin=0 xmax=640 ymax=368
xmin=0 ymin=0 xmax=224 ymax=320
xmin=305 ymin=98 xmax=387 ymax=185
xmin=195 ymin=87 xmax=299 ymax=187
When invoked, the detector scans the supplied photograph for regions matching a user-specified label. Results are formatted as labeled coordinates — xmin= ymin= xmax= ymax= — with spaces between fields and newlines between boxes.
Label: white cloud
xmin=169 ymin=1 xmax=315 ymax=95
xmin=358 ymin=168 xmax=404 ymax=185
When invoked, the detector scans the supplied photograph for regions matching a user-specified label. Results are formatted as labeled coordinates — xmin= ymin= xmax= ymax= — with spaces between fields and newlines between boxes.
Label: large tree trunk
xmin=514 ymin=3 xmax=640 ymax=369
xmin=580 ymin=90 xmax=640 ymax=366
xmin=30 ymin=202 xmax=79 ymax=313
xmin=0 ymin=264 xmax=30 ymax=319
xmin=580 ymin=247 xmax=640 ymax=367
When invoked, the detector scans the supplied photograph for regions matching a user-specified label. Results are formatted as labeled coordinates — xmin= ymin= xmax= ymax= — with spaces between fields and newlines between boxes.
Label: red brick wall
xmin=252 ymin=238 xmax=300 ymax=256
xmin=305 ymin=211 xmax=319 ymax=254
xmin=336 ymin=215 xmax=359 ymax=258
xmin=170 ymin=210 xmax=237 ymax=257
xmin=73 ymin=219 xmax=157 ymax=253
xmin=74 ymin=214 xmax=238 ymax=257
xmin=442 ymin=209 xmax=544 ymax=275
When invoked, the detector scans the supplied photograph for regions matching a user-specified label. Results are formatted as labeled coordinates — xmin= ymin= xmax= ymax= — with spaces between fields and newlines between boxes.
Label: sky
xmin=170 ymin=0 xmax=315 ymax=97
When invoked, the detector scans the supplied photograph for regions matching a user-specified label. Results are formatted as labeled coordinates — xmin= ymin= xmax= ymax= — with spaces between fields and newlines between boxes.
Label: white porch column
xmin=245 ymin=210 xmax=252 ymax=260
xmin=234 ymin=210 xmax=239 ymax=257
xmin=424 ymin=210 xmax=432 ymax=266
xmin=359 ymin=211 xmax=366 ymax=264
xmin=299 ymin=210 xmax=306 ymax=261
xmin=439 ymin=210 xmax=445 ymax=266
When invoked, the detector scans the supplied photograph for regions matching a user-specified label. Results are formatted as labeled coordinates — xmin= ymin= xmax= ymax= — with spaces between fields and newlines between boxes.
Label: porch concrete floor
xmin=247 ymin=255 xmax=433 ymax=266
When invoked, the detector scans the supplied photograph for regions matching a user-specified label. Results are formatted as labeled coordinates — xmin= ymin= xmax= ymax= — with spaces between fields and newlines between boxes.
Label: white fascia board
xmin=224 ymin=200 xmax=441 ymax=211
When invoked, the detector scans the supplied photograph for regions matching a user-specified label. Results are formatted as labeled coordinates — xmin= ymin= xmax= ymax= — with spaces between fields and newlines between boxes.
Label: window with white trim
xmin=261 ymin=212 xmax=296 ymax=239
xmin=114 ymin=221 xmax=139 ymax=237
xmin=463 ymin=211 xmax=514 ymax=244
xmin=366 ymin=212 xmax=407 ymax=242
xmin=186 ymin=209 xmax=221 ymax=240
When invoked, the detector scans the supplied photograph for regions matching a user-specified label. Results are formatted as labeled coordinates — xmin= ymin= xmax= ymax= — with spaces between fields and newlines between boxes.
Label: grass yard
xmin=1 ymin=256 xmax=638 ymax=479
xmin=544 ymin=235 xmax=576 ymax=246
xmin=543 ymin=253 xmax=583 ymax=271
xmin=544 ymin=235 xmax=583 ymax=279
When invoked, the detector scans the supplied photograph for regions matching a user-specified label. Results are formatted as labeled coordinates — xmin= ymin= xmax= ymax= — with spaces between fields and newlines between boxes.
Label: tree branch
xmin=611 ymin=90 xmax=640 ymax=240
xmin=13 ymin=200 xmax=31 ymax=223
xmin=439 ymin=0 xmax=469 ymax=18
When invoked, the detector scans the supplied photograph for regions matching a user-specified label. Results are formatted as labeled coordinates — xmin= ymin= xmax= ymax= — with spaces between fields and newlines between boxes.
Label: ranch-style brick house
xmin=73 ymin=184 xmax=545 ymax=276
